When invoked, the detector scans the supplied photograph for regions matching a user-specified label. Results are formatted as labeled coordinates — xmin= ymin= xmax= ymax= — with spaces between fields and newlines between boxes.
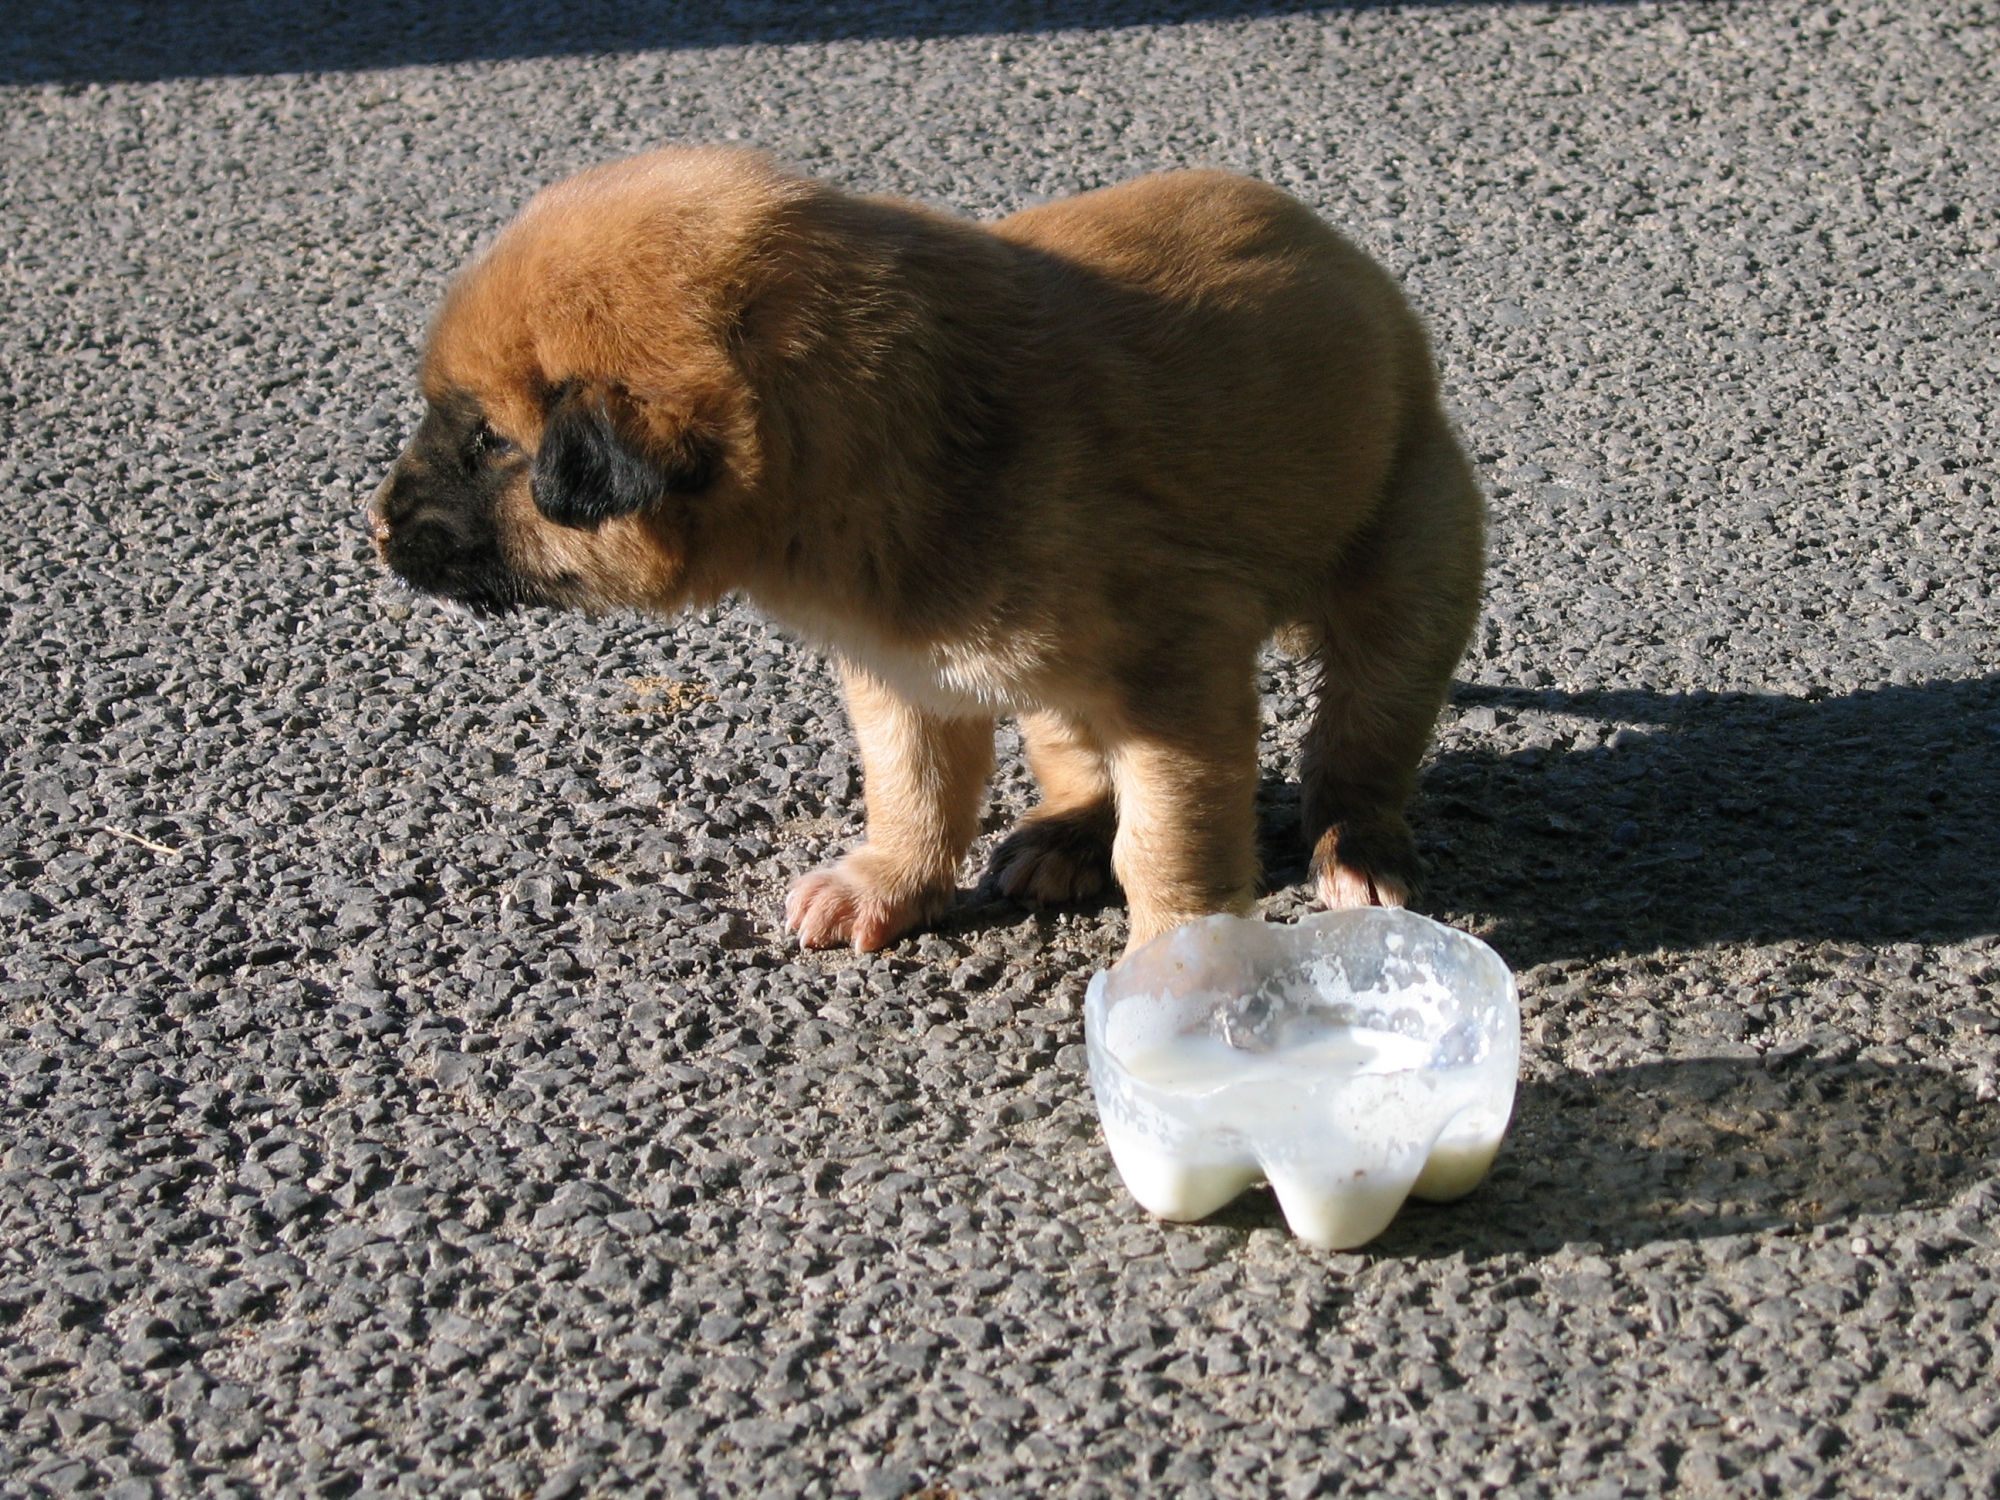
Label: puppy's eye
xmin=463 ymin=421 xmax=517 ymax=470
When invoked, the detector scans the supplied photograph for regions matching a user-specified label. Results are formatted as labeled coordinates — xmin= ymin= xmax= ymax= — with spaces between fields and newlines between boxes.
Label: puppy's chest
xmin=776 ymin=607 xmax=1052 ymax=713
xmin=868 ymin=640 xmax=1043 ymax=713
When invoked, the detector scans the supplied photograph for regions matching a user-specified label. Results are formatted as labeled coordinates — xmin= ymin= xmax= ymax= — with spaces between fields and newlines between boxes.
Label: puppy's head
xmin=369 ymin=371 xmax=722 ymax=615
xmin=370 ymin=149 xmax=807 ymax=616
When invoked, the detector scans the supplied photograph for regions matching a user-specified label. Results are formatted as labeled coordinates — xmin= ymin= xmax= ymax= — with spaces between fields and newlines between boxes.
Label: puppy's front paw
xmin=784 ymin=850 xmax=950 ymax=951
xmin=987 ymin=807 xmax=1116 ymax=905
xmin=1310 ymin=821 xmax=1415 ymax=910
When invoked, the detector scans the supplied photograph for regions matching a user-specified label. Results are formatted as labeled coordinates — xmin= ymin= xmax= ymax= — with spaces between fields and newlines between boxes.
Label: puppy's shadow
xmin=1199 ymin=1052 xmax=2000 ymax=1260
xmin=948 ymin=675 xmax=2000 ymax=965
xmin=1407 ymin=675 xmax=2000 ymax=965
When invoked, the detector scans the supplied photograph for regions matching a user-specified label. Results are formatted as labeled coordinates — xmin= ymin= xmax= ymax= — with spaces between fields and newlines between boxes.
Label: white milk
xmin=1085 ymin=910 xmax=1519 ymax=1250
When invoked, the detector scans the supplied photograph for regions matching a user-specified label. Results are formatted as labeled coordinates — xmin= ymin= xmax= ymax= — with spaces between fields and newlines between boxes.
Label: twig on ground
xmin=101 ymin=825 xmax=182 ymax=857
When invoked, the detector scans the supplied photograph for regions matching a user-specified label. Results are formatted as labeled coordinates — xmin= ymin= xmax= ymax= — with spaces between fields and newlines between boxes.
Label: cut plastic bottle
xmin=1085 ymin=908 xmax=1520 ymax=1250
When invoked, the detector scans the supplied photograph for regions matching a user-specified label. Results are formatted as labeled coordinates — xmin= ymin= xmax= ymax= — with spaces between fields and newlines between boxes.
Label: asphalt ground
xmin=2 ymin=2 xmax=1998 ymax=1497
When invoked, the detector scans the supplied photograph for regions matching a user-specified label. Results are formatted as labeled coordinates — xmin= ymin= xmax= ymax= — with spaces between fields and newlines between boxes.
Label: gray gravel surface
xmin=4 ymin=3 xmax=1999 ymax=1497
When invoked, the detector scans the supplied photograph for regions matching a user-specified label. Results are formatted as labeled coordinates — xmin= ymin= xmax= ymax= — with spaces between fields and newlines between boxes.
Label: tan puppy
xmin=370 ymin=148 xmax=1485 ymax=954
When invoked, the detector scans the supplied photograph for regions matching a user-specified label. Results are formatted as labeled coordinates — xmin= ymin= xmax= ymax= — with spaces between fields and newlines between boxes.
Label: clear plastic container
xmin=1085 ymin=908 xmax=1519 ymax=1250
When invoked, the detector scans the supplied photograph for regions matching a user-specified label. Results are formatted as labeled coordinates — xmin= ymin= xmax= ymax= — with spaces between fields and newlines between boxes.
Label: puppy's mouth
xmin=382 ymin=534 xmax=575 ymax=616
xmin=396 ymin=557 xmax=566 ymax=616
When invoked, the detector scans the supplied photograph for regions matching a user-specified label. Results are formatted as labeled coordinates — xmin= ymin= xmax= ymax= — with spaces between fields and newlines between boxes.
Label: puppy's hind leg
xmin=786 ymin=665 xmax=994 ymax=951
xmin=1301 ymin=408 xmax=1484 ymax=909
xmin=987 ymin=709 xmax=1118 ymax=905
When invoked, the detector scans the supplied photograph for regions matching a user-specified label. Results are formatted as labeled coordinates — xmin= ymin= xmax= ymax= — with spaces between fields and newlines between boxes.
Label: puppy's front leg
xmin=786 ymin=665 xmax=994 ymax=951
xmin=1107 ymin=688 xmax=1263 ymax=953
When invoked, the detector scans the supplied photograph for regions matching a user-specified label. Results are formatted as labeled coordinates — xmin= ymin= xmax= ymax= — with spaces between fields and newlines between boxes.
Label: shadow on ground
xmin=1200 ymin=1054 xmax=2000 ymax=1257
xmin=7 ymin=0 xmax=1666 ymax=86
xmin=1248 ymin=675 xmax=2000 ymax=967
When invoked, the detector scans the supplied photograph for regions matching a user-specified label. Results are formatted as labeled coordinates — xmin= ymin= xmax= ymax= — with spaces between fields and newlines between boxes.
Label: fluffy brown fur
xmin=370 ymin=147 xmax=1486 ymax=954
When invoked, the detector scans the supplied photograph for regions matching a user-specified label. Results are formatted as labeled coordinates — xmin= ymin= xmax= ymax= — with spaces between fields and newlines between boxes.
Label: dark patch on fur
xmin=532 ymin=381 xmax=714 ymax=530
xmin=985 ymin=802 xmax=1119 ymax=903
xmin=1308 ymin=816 xmax=1421 ymax=900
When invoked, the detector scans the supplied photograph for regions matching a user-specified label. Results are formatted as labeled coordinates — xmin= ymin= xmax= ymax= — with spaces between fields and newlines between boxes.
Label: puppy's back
xmin=992 ymin=172 xmax=1439 ymax=584
xmin=999 ymin=171 xmax=1384 ymax=310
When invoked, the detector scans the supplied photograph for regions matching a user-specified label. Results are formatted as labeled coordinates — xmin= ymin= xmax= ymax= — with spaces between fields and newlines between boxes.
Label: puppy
xmin=371 ymin=148 xmax=1485 ymax=955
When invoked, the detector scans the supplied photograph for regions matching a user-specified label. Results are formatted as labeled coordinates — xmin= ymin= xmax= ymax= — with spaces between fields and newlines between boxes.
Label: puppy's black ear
xmin=531 ymin=383 xmax=660 ymax=530
xmin=532 ymin=383 xmax=714 ymax=530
